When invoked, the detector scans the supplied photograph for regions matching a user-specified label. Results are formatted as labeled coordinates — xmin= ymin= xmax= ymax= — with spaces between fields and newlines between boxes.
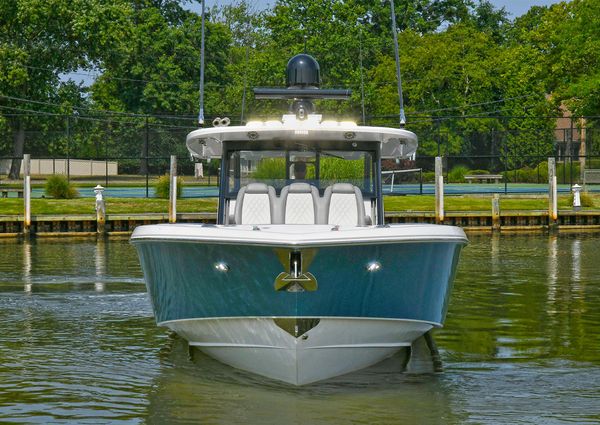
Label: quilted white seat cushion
xmin=234 ymin=183 xmax=276 ymax=224
xmin=328 ymin=193 xmax=359 ymax=226
xmin=241 ymin=193 xmax=271 ymax=224
xmin=285 ymin=193 xmax=315 ymax=224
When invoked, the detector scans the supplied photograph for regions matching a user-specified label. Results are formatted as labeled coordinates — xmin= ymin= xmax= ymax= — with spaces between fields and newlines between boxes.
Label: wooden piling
xmin=169 ymin=155 xmax=177 ymax=223
xmin=492 ymin=194 xmax=501 ymax=231
xmin=435 ymin=156 xmax=444 ymax=223
xmin=23 ymin=154 xmax=31 ymax=236
xmin=548 ymin=158 xmax=558 ymax=226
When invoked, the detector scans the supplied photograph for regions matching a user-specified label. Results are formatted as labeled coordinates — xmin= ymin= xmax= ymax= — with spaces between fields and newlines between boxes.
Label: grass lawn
xmin=384 ymin=194 xmax=600 ymax=211
xmin=0 ymin=198 xmax=218 ymax=215
xmin=1 ymin=193 xmax=599 ymax=216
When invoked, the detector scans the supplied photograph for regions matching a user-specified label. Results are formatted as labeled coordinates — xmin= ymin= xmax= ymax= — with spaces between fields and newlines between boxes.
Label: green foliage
xmin=568 ymin=191 xmax=595 ymax=208
xmin=320 ymin=158 xmax=364 ymax=181
xmin=422 ymin=171 xmax=436 ymax=183
xmin=253 ymin=158 xmax=286 ymax=180
xmin=503 ymin=161 xmax=583 ymax=184
xmin=557 ymin=162 xmax=581 ymax=183
xmin=44 ymin=175 xmax=79 ymax=199
xmin=154 ymin=174 xmax=183 ymax=199
xmin=251 ymin=157 xmax=363 ymax=182
xmin=448 ymin=165 xmax=470 ymax=183
xmin=504 ymin=162 xmax=547 ymax=183
xmin=2 ymin=0 xmax=600 ymax=166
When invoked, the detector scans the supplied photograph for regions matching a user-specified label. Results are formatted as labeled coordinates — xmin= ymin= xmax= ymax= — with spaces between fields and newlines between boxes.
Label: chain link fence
xmin=1 ymin=113 xmax=599 ymax=197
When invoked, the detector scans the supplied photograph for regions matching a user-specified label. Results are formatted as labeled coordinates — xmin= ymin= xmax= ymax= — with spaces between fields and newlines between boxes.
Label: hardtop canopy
xmin=186 ymin=114 xmax=418 ymax=161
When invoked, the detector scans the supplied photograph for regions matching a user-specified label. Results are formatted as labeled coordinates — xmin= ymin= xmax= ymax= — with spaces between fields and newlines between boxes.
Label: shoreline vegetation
xmin=1 ymin=194 xmax=598 ymax=216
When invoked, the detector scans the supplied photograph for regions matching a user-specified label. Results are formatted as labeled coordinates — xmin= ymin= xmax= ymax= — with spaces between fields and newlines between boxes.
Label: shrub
xmin=154 ymin=174 xmax=183 ymax=199
xmin=45 ymin=174 xmax=79 ymax=199
xmin=469 ymin=169 xmax=490 ymax=175
xmin=504 ymin=163 xmax=549 ymax=183
xmin=556 ymin=162 xmax=580 ymax=183
xmin=569 ymin=191 xmax=595 ymax=207
xmin=447 ymin=165 xmax=470 ymax=183
xmin=422 ymin=171 xmax=436 ymax=183
xmin=253 ymin=158 xmax=286 ymax=180
xmin=320 ymin=157 xmax=363 ymax=180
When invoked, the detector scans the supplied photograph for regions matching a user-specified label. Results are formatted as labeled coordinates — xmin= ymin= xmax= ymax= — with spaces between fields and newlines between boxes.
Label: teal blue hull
xmin=134 ymin=240 xmax=464 ymax=326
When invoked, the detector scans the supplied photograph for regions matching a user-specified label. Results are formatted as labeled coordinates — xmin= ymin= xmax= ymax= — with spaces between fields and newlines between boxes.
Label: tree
xmin=0 ymin=0 xmax=94 ymax=178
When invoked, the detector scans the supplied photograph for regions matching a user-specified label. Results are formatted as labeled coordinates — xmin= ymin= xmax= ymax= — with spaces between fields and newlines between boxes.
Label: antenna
xmin=358 ymin=28 xmax=366 ymax=125
xmin=389 ymin=0 xmax=406 ymax=127
xmin=253 ymin=54 xmax=351 ymax=120
xmin=198 ymin=0 xmax=206 ymax=126
xmin=240 ymin=45 xmax=249 ymax=124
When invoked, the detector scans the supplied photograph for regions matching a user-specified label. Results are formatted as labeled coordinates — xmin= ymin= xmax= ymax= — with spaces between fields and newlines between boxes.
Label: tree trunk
xmin=8 ymin=119 xmax=25 ymax=180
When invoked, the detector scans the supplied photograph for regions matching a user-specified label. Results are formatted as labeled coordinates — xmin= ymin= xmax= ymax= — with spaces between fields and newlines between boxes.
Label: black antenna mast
xmin=198 ymin=0 xmax=206 ymax=125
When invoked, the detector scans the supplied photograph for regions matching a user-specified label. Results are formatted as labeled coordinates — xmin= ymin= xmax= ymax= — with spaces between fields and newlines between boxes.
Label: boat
xmin=131 ymin=54 xmax=468 ymax=385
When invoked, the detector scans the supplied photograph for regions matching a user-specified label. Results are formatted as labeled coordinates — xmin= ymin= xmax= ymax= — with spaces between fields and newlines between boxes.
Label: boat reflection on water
xmin=145 ymin=333 xmax=461 ymax=425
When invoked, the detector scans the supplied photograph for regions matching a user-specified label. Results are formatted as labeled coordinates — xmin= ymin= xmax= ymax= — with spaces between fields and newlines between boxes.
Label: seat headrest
xmin=330 ymin=183 xmax=357 ymax=194
xmin=245 ymin=182 xmax=270 ymax=194
xmin=287 ymin=183 xmax=314 ymax=193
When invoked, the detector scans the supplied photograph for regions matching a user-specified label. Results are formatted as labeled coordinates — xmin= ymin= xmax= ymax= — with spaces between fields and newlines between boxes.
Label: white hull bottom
xmin=162 ymin=317 xmax=435 ymax=385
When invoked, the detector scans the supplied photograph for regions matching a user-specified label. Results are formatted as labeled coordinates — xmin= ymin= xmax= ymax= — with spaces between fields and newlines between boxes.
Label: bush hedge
xmin=45 ymin=174 xmax=79 ymax=199
xmin=154 ymin=174 xmax=184 ymax=198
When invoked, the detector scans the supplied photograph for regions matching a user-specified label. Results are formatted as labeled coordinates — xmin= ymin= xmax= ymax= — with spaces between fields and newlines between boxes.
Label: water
xmin=1 ymin=234 xmax=599 ymax=424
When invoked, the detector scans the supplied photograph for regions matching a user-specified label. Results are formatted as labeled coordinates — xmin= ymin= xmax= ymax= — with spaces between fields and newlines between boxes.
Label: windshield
xmin=225 ymin=149 xmax=375 ymax=196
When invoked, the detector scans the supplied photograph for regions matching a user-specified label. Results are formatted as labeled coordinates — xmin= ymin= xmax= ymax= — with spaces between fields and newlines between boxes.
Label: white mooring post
xmin=23 ymin=154 xmax=31 ymax=236
xmin=169 ymin=155 xmax=177 ymax=223
xmin=94 ymin=185 xmax=106 ymax=234
xmin=572 ymin=184 xmax=582 ymax=211
xmin=548 ymin=158 xmax=558 ymax=224
xmin=435 ymin=156 xmax=444 ymax=224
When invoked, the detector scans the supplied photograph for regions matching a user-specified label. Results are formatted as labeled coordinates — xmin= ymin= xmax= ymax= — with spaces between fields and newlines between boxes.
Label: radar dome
xmin=286 ymin=54 xmax=320 ymax=89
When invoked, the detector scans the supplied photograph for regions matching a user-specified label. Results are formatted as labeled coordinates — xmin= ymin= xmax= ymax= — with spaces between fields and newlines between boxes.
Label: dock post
xmin=94 ymin=185 xmax=106 ymax=235
xmin=23 ymin=154 xmax=31 ymax=237
xmin=435 ymin=156 xmax=444 ymax=224
xmin=492 ymin=194 xmax=501 ymax=231
xmin=169 ymin=155 xmax=177 ymax=223
xmin=548 ymin=158 xmax=558 ymax=228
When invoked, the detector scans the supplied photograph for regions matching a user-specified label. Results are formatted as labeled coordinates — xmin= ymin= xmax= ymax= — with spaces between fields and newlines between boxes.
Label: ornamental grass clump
xmin=45 ymin=174 xmax=79 ymax=199
xmin=154 ymin=174 xmax=183 ymax=199
xmin=447 ymin=165 xmax=470 ymax=183
xmin=569 ymin=191 xmax=595 ymax=208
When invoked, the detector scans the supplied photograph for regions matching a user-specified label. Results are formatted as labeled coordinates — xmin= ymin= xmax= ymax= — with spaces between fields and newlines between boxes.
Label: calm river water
xmin=1 ymin=234 xmax=599 ymax=424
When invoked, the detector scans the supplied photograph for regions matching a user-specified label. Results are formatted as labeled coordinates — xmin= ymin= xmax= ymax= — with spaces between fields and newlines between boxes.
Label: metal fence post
xmin=504 ymin=155 xmax=508 ymax=195
xmin=66 ymin=115 xmax=70 ymax=182
xmin=145 ymin=117 xmax=150 ymax=198
xmin=169 ymin=155 xmax=177 ymax=223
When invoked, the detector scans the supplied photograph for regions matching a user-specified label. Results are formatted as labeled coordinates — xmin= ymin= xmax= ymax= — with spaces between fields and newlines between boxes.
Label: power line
xmin=0 ymin=94 xmax=199 ymax=120
xmin=17 ymin=62 xmax=429 ymax=90
xmin=411 ymin=94 xmax=537 ymax=114
xmin=0 ymin=104 xmax=198 ymax=129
